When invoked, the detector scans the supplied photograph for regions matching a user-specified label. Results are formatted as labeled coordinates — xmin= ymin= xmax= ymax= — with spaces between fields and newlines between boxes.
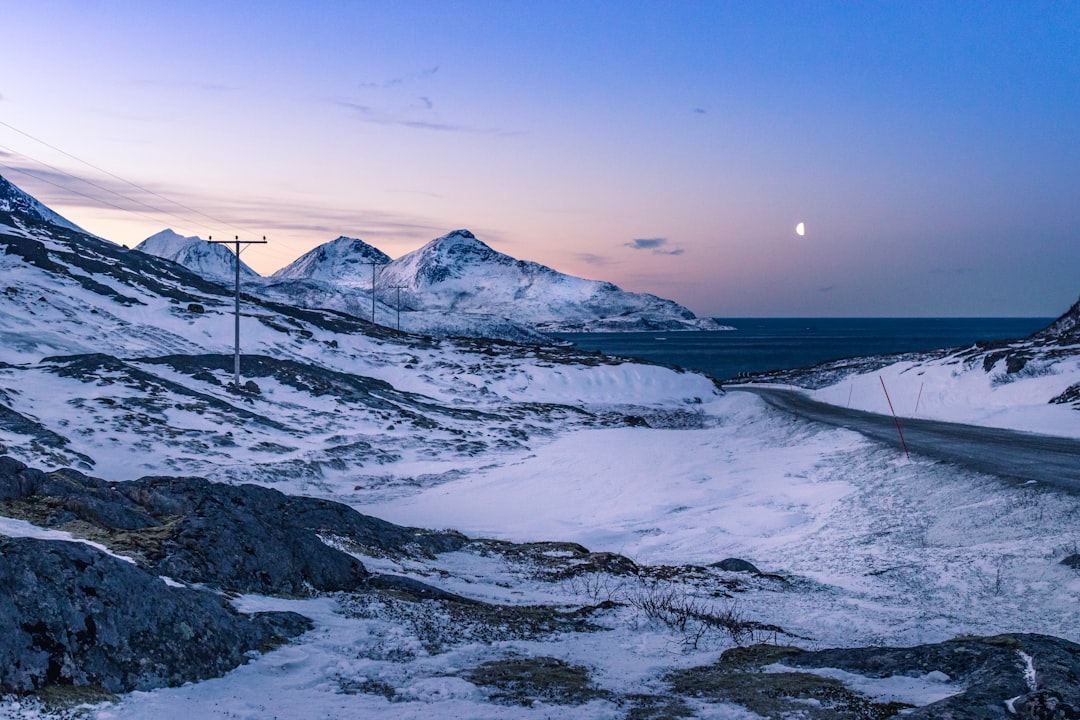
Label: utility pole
xmin=390 ymin=285 xmax=407 ymax=331
xmin=208 ymin=235 xmax=267 ymax=390
xmin=359 ymin=261 xmax=388 ymax=324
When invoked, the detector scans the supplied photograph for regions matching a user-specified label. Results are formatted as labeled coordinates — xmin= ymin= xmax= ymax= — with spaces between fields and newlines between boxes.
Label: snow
xmin=3 ymin=176 xmax=1080 ymax=718
xmin=135 ymin=229 xmax=260 ymax=282
xmin=809 ymin=352 xmax=1080 ymax=438
xmin=0 ymin=517 xmax=135 ymax=564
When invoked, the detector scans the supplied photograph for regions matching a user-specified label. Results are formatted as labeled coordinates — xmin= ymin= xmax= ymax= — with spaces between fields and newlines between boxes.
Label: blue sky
xmin=2 ymin=1 xmax=1077 ymax=316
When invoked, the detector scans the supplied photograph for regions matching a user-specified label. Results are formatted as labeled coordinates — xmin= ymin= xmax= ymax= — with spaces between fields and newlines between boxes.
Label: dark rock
xmin=0 ymin=536 xmax=310 ymax=694
xmin=1010 ymin=690 xmax=1080 ymax=719
xmin=0 ymin=456 xmax=468 ymax=596
xmin=186 ymin=303 xmax=204 ymax=313
xmin=712 ymin=558 xmax=761 ymax=574
xmin=1062 ymin=554 xmax=1080 ymax=569
xmin=781 ymin=634 xmax=1080 ymax=719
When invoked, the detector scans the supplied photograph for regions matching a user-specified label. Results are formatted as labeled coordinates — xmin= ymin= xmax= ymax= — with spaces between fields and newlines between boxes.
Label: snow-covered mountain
xmin=271 ymin=236 xmax=390 ymax=282
xmin=282 ymin=229 xmax=727 ymax=333
xmin=0 ymin=175 xmax=88 ymax=235
xmin=0 ymin=174 xmax=715 ymax=481
xmin=135 ymin=229 xmax=260 ymax=283
xmin=4 ymin=174 xmax=1080 ymax=718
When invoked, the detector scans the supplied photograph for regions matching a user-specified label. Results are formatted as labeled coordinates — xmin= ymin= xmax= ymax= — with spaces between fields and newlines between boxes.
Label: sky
xmin=1 ymin=1 xmax=1078 ymax=317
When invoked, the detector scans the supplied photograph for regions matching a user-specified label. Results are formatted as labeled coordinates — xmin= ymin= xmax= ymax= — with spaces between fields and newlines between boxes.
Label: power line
xmin=0 ymin=120 xmax=258 ymax=238
xmin=0 ymin=143 xmax=215 ymax=235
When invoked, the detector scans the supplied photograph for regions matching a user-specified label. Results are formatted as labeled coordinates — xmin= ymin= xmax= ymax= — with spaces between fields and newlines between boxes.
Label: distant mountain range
xmin=133 ymin=225 xmax=727 ymax=339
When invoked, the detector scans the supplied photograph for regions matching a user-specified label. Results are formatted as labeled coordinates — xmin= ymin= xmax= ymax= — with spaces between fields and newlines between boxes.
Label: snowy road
xmin=730 ymin=385 xmax=1080 ymax=490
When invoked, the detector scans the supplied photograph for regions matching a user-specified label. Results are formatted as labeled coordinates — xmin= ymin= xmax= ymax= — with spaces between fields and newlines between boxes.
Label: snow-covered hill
xmin=739 ymin=302 xmax=1080 ymax=437
xmin=5 ymin=174 xmax=1080 ymax=719
xmin=134 ymin=229 xmax=260 ymax=283
xmin=376 ymin=229 xmax=726 ymax=333
xmin=0 ymin=175 xmax=717 ymax=482
xmin=267 ymin=229 xmax=729 ymax=335
xmin=271 ymin=235 xmax=390 ymax=282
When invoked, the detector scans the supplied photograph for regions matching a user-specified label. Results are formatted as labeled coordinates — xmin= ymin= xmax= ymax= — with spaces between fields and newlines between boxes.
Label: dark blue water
xmin=558 ymin=318 xmax=1054 ymax=382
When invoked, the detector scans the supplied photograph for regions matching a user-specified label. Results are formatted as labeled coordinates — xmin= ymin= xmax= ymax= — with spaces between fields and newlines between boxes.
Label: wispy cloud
xmin=0 ymin=161 xmax=445 ymax=243
xmin=693 ymin=107 xmax=708 ymax=115
xmin=817 ymin=285 xmax=836 ymax=293
xmin=624 ymin=237 xmax=685 ymax=256
xmin=334 ymin=99 xmax=520 ymax=136
xmin=132 ymin=78 xmax=239 ymax=93
xmin=930 ymin=266 xmax=973 ymax=275
xmin=358 ymin=66 xmax=440 ymax=90
xmin=575 ymin=252 xmax=616 ymax=266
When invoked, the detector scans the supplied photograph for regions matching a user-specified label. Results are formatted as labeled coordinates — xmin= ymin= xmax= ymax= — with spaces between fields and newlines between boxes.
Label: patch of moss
xmin=463 ymin=656 xmax=608 ymax=706
xmin=669 ymin=667 xmax=910 ymax=719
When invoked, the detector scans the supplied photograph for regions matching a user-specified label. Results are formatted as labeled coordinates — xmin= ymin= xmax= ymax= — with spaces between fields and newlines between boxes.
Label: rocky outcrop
xmin=671 ymin=634 xmax=1080 ymax=719
xmin=0 ymin=536 xmax=310 ymax=693
xmin=0 ymin=456 xmax=467 ymax=596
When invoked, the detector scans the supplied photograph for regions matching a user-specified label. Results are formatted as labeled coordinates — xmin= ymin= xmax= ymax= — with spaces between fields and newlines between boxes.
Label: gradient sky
xmin=2 ymin=1 xmax=1078 ymax=317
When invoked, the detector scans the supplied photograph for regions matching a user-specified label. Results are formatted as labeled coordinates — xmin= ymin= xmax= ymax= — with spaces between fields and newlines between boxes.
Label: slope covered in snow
xmin=376 ymin=229 xmax=726 ymax=333
xmin=740 ymin=303 xmax=1080 ymax=438
xmin=271 ymin=235 xmax=391 ymax=282
xmin=4 ymin=175 xmax=1080 ymax=719
xmin=270 ymin=229 xmax=728 ymax=335
xmin=134 ymin=229 xmax=260 ymax=283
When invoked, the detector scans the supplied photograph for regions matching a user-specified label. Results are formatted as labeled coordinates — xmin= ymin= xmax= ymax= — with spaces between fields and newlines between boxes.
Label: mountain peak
xmin=271 ymin=236 xmax=391 ymax=282
xmin=0 ymin=174 xmax=87 ymax=234
xmin=135 ymin=229 xmax=259 ymax=281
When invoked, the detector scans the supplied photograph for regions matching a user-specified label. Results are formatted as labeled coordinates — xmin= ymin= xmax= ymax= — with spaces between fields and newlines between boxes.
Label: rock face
xmin=0 ymin=536 xmax=311 ymax=693
xmin=0 ymin=456 xmax=466 ymax=596
xmin=0 ymin=455 xmax=473 ymax=695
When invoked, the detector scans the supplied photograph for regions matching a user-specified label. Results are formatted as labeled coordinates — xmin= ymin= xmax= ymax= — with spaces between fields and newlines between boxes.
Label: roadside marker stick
xmin=879 ymin=376 xmax=911 ymax=460
xmin=914 ymin=382 xmax=924 ymax=415
xmin=847 ymin=384 xmax=853 ymax=408
xmin=789 ymin=384 xmax=798 ymax=420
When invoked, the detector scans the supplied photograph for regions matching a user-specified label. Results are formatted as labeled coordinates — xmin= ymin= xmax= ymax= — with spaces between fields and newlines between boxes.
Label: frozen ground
xmin=810 ymin=353 xmax=1080 ymax=438
xmin=6 ymin=392 xmax=1079 ymax=719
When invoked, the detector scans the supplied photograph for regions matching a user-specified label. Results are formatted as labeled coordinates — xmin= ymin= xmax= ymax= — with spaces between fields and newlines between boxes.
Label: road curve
xmin=728 ymin=385 xmax=1080 ymax=491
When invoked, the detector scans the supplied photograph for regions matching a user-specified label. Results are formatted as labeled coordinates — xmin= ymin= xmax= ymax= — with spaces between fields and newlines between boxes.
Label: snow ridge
xmin=271 ymin=236 xmax=391 ymax=282
xmin=135 ymin=229 xmax=260 ymax=282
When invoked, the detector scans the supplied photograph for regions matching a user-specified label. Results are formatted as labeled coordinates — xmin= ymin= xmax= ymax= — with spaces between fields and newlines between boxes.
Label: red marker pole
xmin=879 ymin=376 xmax=910 ymax=460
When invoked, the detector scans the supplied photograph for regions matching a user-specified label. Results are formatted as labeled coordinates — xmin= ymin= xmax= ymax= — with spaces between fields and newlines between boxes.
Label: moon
xmin=795 ymin=222 xmax=805 ymax=236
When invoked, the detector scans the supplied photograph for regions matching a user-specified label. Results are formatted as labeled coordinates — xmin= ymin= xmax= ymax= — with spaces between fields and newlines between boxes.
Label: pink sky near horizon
xmin=2 ymin=1 xmax=1078 ymax=317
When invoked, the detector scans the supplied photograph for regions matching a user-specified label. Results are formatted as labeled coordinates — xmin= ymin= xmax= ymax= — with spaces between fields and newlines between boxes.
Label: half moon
xmin=795 ymin=222 xmax=805 ymax=236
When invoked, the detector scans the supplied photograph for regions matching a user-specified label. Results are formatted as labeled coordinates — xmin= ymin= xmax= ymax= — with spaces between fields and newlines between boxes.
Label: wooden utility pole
xmin=208 ymin=235 xmax=267 ymax=390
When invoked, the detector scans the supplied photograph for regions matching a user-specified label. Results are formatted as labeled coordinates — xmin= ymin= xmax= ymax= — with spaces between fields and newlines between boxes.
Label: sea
xmin=557 ymin=318 xmax=1055 ymax=383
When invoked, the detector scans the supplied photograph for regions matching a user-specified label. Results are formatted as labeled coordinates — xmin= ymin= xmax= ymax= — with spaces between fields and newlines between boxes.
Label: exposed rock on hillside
xmin=0 ymin=456 xmax=466 ymax=596
xmin=0 ymin=536 xmax=311 ymax=694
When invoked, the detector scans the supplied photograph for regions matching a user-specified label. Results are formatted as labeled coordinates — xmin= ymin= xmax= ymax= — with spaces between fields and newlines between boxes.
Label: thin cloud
xmin=358 ymin=65 xmax=440 ymax=90
xmin=817 ymin=285 xmax=836 ymax=293
xmin=0 ymin=162 xmax=445 ymax=243
xmin=575 ymin=252 xmax=615 ymax=266
xmin=334 ymin=99 xmax=520 ymax=136
xmin=693 ymin=107 xmax=708 ymax=115
xmin=626 ymin=237 xmax=667 ymax=250
xmin=625 ymin=237 xmax=685 ymax=256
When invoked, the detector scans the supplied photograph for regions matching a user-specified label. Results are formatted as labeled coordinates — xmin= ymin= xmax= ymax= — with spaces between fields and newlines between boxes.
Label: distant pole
xmin=360 ymin=261 xmax=388 ymax=325
xmin=208 ymin=235 xmax=267 ymax=389
xmin=914 ymin=382 xmax=925 ymax=415
xmin=879 ymin=375 xmax=910 ymax=460
xmin=390 ymin=285 xmax=407 ymax=331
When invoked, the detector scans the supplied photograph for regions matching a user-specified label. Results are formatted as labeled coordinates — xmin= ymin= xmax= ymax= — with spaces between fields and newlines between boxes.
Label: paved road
xmin=728 ymin=385 xmax=1080 ymax=490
